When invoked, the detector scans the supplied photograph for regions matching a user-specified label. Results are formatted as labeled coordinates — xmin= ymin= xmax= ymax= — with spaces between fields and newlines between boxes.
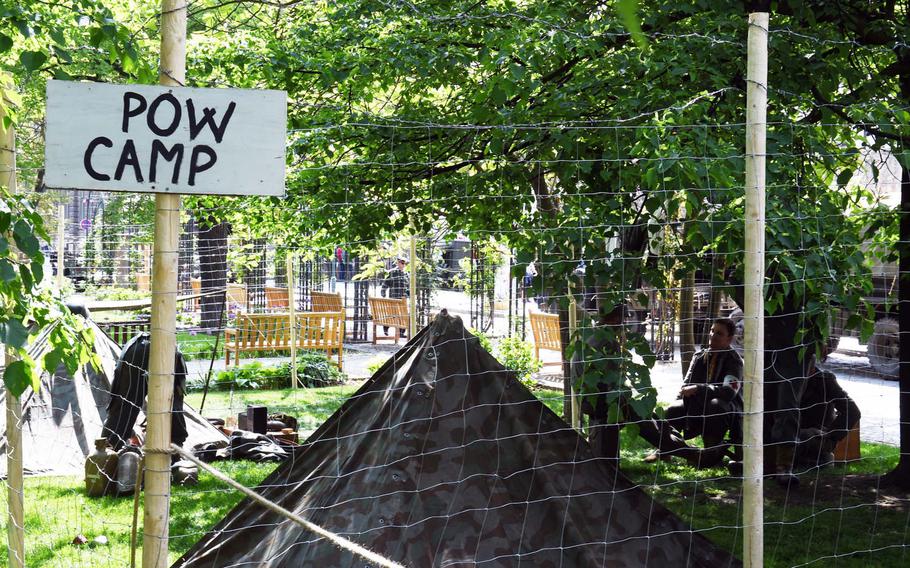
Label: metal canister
xmin=115 ymin=447 xmax=142 ymax=495
xmin=85 ymin=438 xmax=118 ymax=497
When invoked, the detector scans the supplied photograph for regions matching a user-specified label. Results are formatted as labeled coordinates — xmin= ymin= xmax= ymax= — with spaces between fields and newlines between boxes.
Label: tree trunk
xmin=884 ymin=164 xmax=910 ymax=488
xmin=679 ymin=271 xmax=696 ymax=377
xmin=883 ymin=26 xmax=910 ymax=489
xmin=197 ymin=216 xmax=230 ymax=332
xmin=701 ymin=261 xmax=725 ymax=347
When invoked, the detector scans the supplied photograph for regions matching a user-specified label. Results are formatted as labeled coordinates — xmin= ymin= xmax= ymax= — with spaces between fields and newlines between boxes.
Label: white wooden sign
xmin=45 ymin=80 xmax=287 ymax=196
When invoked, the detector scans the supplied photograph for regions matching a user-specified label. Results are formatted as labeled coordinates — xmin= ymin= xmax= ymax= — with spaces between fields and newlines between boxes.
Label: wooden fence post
xmin=143 ymin=1 xmax=186 ymax=567
xmin=743 ymin=9 xmax=769 ymax=568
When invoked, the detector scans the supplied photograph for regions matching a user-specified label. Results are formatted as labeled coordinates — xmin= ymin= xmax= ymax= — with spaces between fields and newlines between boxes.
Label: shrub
xmin=496 ymin=336 xmax=541 ymax=387
xmin=467 ymin=327 xmax=494 ymax=353
xmin=365 ymin=355 xmax=391 ymax=376
xmin=210 ymin=352 xmax=346 ymax=391
xmin=83 ymin=285 xmax=150 ymax=301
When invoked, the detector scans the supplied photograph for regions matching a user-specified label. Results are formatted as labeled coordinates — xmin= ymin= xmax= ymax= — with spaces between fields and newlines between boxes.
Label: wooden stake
xmin=57 ymin=202 xmax=66 ymax=292
xmin=568 ymin=296 xmax=580 ymax=430
xmin=2 ymin=76 xmax=25 ymax=568
xmin=287 ymin=253 xmax=298 ymax=387
xmin=409 ymin=235 xmax=417 ymax=334
xmin=143 ymin=2 xmax=186 ymax=567
xmin=743 ymin=11 xmax=768 ymax=568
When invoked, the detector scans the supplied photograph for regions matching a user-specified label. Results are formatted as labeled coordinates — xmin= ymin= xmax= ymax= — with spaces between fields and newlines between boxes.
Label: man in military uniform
xmin=581 ymin=309 xmax=729 ymax=469
xmin=795 ymin=353 xmax=861 ymax=467
xmin=646 ymin=318 xmax=743 ymax=468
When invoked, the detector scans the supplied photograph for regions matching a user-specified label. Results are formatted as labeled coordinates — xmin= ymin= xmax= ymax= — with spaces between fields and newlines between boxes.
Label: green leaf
xmin=31 ymin=259 xmax=43 ymax=284
xmin=0 ymin=318 xmax=29 ymax=349
xmin=3 ymin=359 xmax=35 ymax=397
xmin=52 ymin=45 xmax=72 ymax=64
xmin=617 ymin=0 xmax=648 ymax=50
xmin=0 ymin=258 xmax=15 ymax=281
xmin=0 ymin=33 xmax=12 ymax=53
xmin=49 ymin=28 xmax=66 ymax=46
xmin=42 ymin=347 xmax=64 ymax=373
xmin=12 ymin=219 xmax=40 ymax=257
xmin=19 ymin=263 xmax=32 ymax=290
xmin=19 ymin=50 xmax=47 ymax=71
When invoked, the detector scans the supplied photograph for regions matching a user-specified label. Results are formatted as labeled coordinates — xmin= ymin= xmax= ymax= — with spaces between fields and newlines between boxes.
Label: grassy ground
xmin=186 ymin=384 xmax=360 ymax=431
xmin=0 ymin=461 xmax=276 ymax=567
xmin=176 ymin=331 xmax=221 ymax=361
xmin=2 ymin=385 xmax=906 ymax=566
xmin=176 ymin=331 xmax=296 ymax=361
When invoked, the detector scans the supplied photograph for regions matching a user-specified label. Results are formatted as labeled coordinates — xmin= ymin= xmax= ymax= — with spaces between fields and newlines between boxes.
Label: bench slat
xmin=529 ymin=311 xmax=562 ymax=366
xmin=224 ymin=312 xmax=343 ymax=368
xmin=368 ymin=296 xmax=409 ymax=345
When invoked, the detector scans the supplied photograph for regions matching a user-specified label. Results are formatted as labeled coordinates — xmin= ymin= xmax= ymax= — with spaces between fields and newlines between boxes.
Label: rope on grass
xmin=168 ymin=444 xmax=408 ymax=568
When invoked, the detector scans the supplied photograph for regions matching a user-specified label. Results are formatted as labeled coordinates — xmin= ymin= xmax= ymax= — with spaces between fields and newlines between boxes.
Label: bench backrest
xmin=226 ymin=283 xmax=247 ymax=307
xmin=529 ymin=311 xmax=561 ymax=353
xmin=311 ymin=291 xmax=343 ymax=313
xmin=232 ymin=312 xmax=343 ymax=349
xmin=99 ymin=320 xmax=151 ymax=347
xmin=368 ymin=296 xmax=408 ymax=328
xmin=264 ymin=286 xmax=290 ymax=310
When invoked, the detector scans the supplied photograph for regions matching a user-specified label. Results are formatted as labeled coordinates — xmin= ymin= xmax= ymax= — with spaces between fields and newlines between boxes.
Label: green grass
xmin=176 ymin=331 xmax=304 ymax=361
xmin=185 ymin=384 xmax=361 ymax=432
xmin=2 ymin=385 xmax=906 ymax=567
xmin=0 ymin=461 xmax=276 ymax=567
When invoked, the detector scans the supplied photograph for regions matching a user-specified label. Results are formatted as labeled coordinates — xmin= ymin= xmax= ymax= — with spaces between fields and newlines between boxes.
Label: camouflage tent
xmin=175 ymin=312 xmax=739 ymax=567
xmin=0 ymin=315 xmax=226 ymax=478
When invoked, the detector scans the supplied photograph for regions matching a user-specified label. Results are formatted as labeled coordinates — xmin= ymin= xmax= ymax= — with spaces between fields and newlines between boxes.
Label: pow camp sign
xmin=45 ymin=80 xmax=286 ymax=196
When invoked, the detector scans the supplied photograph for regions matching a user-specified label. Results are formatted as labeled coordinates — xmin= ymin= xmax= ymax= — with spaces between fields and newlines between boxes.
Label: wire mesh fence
xmin=1 ymin=2 xmax=909 ymax=567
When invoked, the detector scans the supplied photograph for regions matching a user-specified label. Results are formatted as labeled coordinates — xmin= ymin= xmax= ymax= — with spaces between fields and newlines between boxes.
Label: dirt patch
xmin=704 ymin=474 xmax=910 ymax=508
xmin=788 ymin=474 xmax=910 ymax=507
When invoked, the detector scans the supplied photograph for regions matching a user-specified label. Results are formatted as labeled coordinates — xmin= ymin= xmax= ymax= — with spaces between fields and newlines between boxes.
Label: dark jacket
xmin=799 ymin=369 xmax=860 ymax=437
xmin=102 ymin=332 xmax=188 ymax=451
xmin=381 ymin=267 xmax=409 ymax=299
xmin=683 ymin=348 xmax=744 ymax=409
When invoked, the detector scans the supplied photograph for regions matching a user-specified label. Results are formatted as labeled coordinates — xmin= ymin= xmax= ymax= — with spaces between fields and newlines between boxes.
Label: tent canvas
xmin=176 ymin=312 xmax=739 ymax=567
xmin=0 ymin=316 xmax=227 ymax=478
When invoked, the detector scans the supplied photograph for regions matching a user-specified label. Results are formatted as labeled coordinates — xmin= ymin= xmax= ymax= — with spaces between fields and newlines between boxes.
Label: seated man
xmin=795 ymin=352 xmax=861 ymax=467
xmin=580 ymin=308 xmax=728 ymax=469
xmin=649 ymin=317 xmax=743 ymax=467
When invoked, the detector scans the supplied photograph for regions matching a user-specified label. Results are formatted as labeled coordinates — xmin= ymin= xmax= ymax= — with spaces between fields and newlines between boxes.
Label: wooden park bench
xmin=99 ymin=320 xmax=151 ymax=346
xmin=368 ymin=296 xmax=409 ymax=344
xmin=226 ymin=283 xmax=247 ymax=312
xmin=224 ymin=311 xmax=343 ymax=367
xmin=529 ymin=311 xmax=562 ymax=367
xmin=310 ymin=290 xmax=342 ymax=312
xmin=264 ymin=285 xmax=290 ymax=311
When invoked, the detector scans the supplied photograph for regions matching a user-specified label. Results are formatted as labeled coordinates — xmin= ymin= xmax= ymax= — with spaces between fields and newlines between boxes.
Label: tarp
xmin=175 ymin=312 xmax=740 ymax=567
xmin=0 ymin=316 xmax=227 ymax=478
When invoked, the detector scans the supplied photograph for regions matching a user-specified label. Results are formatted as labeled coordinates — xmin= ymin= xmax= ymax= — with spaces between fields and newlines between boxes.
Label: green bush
xmin=496 ymin=335 xmax=541 ymax=387
xmin=468 ymin=327 xmax=494 ymax=353
xmin=469 ymin=329 xmax=541 ymax=387
xmin=366 ymin=355 xmax=391 ymax=376
xmin=83 ymin=285 xmax=150 ymax=301
xmin=209 ymin=352 xmax=346 ymax=391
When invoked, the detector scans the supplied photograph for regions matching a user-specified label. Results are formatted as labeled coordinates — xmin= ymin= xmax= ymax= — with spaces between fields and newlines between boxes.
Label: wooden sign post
xmin=44 ymin=4 xmax=285 ymax=567
xmin=143 ymin=3 xmax=185 ymax=566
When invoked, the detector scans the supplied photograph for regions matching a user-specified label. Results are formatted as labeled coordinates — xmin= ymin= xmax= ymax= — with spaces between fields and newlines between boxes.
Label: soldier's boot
xmin=676 ymin=444 xmax=729 ymax=469
xmin=774 ymin=446 xmax=800 ymax=488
